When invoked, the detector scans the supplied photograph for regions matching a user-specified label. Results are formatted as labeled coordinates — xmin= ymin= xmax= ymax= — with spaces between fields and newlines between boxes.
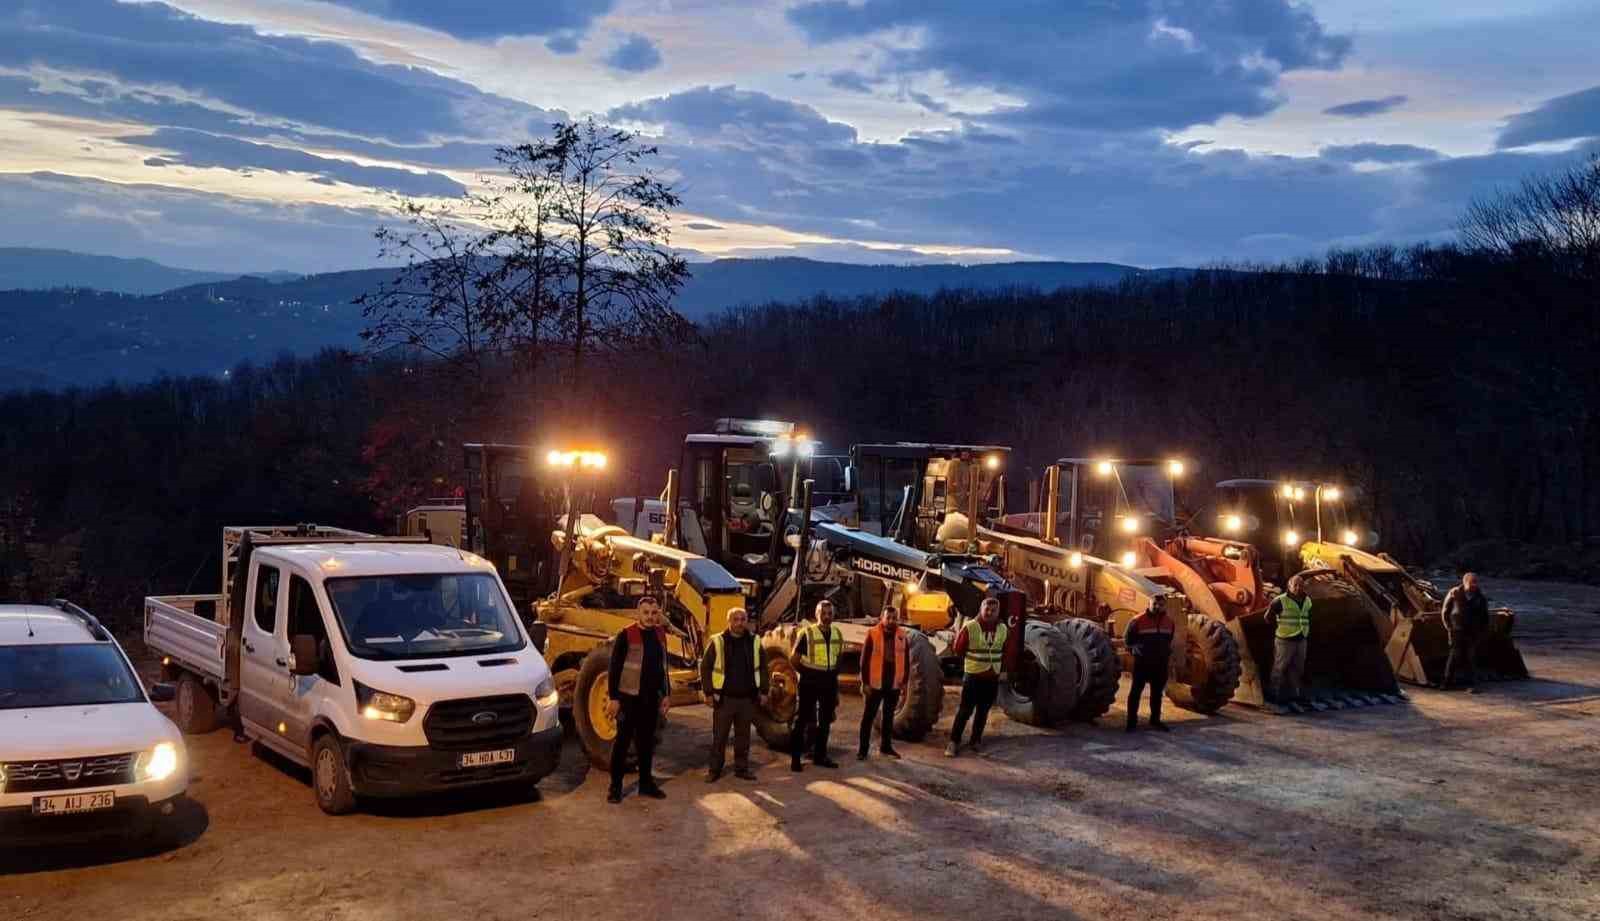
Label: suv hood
xmin=0 ymin=702 xmax=179 ymax=761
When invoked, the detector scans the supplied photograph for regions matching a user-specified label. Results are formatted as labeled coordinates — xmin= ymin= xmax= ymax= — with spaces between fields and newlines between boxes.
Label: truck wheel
xmin=1056 ymin=618 xmax=1121 ymax=723
xmin=999 ymin=621 xmax=1082 ymax=727
xmin=573 ymin=645 xmax=621 ymax=770
xmin=174 ymin=673 xmax=219 ymax=735
xmin=756 ymin=635 xmax=798 ymax=752
xmin=311 ymin=734 xmax=357 ymax=816
xmin=1166 ymin=614 xmax=1242 ymax=714
xmin=892 ymin=631 xmax=945 ymax=741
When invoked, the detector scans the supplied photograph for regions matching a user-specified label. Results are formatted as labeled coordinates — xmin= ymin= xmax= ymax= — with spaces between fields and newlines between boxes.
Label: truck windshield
xmin=324 ymin=573 xmax=525 ymax=660
xmin=0 ymin=643 xmax=145 ymax=710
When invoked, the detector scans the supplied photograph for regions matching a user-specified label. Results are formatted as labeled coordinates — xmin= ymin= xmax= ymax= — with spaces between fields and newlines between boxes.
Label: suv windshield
xmin=325 ymin=572 xmax=525 ymax=660
xmin=0 ymin=643 xmax=145 ymax=710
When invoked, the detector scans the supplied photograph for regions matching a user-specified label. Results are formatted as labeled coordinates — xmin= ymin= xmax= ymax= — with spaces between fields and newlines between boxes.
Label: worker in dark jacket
xmin=700 ymin=607 xmax=764 ymax=782
xmin=1123 ymin=599 xmax=1176 ymax=732
xmin=1441 ymin=572 xmax=1490 ymax=693
xmin=789 ymin=599 xmax=844 ymax=772
xmin=946 ymin=597 xmax=1007 ymax=757
xmin=605 ymin=594 xmax=672 ymax=804
xmin=857 ymin=604 xmax=908 ymax=760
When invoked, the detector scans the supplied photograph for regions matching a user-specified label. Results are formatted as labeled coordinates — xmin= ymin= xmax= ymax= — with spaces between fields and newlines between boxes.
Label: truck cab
xmin=147 ymin=529 xmax=562 ymax=815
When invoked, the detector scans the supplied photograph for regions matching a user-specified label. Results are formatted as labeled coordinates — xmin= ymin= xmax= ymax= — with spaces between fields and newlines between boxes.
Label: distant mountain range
xmin=0 ymin=250 xmax=1179 ymax=388
xmin=0 ymin=247 xmax=299 ymax=295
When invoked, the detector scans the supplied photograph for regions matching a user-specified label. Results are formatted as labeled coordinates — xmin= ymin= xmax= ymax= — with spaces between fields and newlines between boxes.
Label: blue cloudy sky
xmin=0 ymin=0 xmax=1596 ymax=273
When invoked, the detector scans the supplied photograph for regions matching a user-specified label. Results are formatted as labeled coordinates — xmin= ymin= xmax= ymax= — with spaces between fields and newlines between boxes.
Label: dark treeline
xmin=5 ymin=161 xmax=1598 ymax=626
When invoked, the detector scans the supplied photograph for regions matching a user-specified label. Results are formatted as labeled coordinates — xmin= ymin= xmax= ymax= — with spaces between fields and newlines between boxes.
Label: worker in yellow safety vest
xmin=699 ymin=607 xmax=765 ymax=782
xmin=1265 ymin=575 xmax=1312 ymax=709
xmin=788 ymin=599 xmax=845 ymax=771
xmin=946 ymin=596 xmax=1008 ymax=757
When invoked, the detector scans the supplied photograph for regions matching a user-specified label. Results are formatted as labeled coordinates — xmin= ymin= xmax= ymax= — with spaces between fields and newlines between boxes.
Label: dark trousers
xmin=609 ymin=696 xmax=659 ymax=791
xmin=950 ymin=674 xmax=999 ymax=744
xmin=710 ymin=696 xmax=756 ymax=773
xmin=791 ymin=673 xmax=838 ymax=763
xmin=859 ymin=688 xmax=900 ymax=754
xmin=1444 ymin=624 xmax=1483 ymax=688
xmin=1127 ymin=656 xmax=1169 ymax=726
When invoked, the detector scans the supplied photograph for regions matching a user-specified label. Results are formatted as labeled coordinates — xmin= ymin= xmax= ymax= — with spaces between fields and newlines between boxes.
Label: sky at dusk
xmin=1 ymin=0 xmax=1596 ymax=273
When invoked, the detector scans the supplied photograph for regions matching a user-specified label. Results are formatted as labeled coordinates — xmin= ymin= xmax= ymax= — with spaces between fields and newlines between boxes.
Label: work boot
xmin=1467 ymin=687 xmax=1480 ymax=695
xmin=814 ymin=755 xmax=840 ymax=769
xmin=857 ymin=748 xmax=869 ymax=761
xmin=639 ymin=784 xmax=667 ymax=800
xmin=705 ymin=768 xmax=722 ymax=783
xmin=944 ymin=741 xmax=959 ymax=758
xmin=606 ymin=787 xmax=623 ymax=804
xmin=969 ymin=739 xmax=983 ymax=754
xmin=1125 ymin=718 xmax=1137 ymax=733
xmin=790 ymin=757 xmax=803 ymax=773
xmin=880 ymin=747 xmax=901 ymax=760
xmin=734 ymin=767 xmax=757 ymax=781
xmin=1151 ymin=720 xmax=1171 ymax=732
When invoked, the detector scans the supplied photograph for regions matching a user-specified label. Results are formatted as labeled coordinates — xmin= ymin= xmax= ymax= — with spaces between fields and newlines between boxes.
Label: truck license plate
xmin=459 ymin=749 xmax=516 ymax=768
xmin=33 ymin=791 xmax=116 ymax=816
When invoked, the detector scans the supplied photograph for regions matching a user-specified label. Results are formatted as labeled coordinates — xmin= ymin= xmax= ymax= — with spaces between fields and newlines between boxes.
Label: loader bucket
xmin=1234 ymin=572 xmax=1401 ymax=710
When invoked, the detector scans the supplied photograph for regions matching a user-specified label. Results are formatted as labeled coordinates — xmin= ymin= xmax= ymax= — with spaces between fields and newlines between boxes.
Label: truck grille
xmin=3 ymin=753 xmax=136 ymax=793
xmin=422 ymin=695 xmax=533 ymax=751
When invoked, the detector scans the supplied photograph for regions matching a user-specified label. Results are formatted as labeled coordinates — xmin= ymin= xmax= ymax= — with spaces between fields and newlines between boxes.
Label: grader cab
xmin=1293 ymin=482 xmax=1529 ymax=686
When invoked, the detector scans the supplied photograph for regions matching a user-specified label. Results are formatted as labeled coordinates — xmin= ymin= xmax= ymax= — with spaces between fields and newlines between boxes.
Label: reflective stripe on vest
xmin=618 ymin=623 xmax=665 ymax=696
xmin=963 ymin=620 xmax=1008 ymax=675
xmin=865 ymin=624 xmax=910 ymax=690
xmin=800 ymin=623 xmax=843 ymax=671
xmin=1276 ymin=594 xmax=1312 ymax=639
xmin=710 ymin=632 xmax=761 ymax=691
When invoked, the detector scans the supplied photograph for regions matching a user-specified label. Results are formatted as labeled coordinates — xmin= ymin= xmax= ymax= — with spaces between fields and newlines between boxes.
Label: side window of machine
xmin=287 ymin=575 xmax=339 ymax=685
xmin=254 ymin=565 xmax=280 ymax=634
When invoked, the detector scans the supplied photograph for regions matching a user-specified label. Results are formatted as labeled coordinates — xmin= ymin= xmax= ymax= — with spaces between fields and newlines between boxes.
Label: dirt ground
xmin=5 ymin=576 xmax=1599 ymax=921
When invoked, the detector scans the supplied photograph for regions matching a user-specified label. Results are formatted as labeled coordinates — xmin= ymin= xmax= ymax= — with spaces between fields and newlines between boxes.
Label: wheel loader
xmin=1290 ymin=482 xmax=1529 ymax=685
xmin=982 ymin=459 xmax=1242 ymax=721
xmin=1203 ymin=479 xmax=1404 ymax=710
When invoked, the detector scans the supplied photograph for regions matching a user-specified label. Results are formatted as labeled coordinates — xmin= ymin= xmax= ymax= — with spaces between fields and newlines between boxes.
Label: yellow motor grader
xmin=1289 ymin=482 xmax=1529 ymax=685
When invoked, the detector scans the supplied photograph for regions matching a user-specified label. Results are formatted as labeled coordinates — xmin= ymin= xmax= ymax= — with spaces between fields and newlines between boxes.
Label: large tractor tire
xmin=756 ymin=635 xmax=799 ymax=752
xmin=1055 ymin=618 xmax=1121 ymax=723
xmin=999 ymin=621 xmax=1082 ymax=727
xmin=891 ymin=631 xmax=944 ymax=741
xmin=572 ymin=644 xmax=665 ymax=770
xmin=1166 ymin=613 xmax=1243 ymax=714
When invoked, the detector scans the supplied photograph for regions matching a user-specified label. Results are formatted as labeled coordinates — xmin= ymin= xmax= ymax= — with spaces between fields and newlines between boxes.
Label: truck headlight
xmin=534 ymin=675 xmax=558 ymax=706
xmin=141 ymin=742 xmax=180 ymax=782
xmin=1341 ymin=529 xmax=1359 ymax=546
xmin=355 ymin=681 xmax=416 ymax=723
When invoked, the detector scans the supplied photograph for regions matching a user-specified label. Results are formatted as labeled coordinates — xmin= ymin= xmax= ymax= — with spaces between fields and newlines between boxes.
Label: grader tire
xmin=891 ymin=631 xmax=945 ymax=741
xmin=1056 ymin=618 xmax=1122 ymax=723
xmin=999 ymin=621 xmax=1082 ymax=727
xmin=1166 ymin=614 xmax=1242 ymax=714
xmin=571 ymin=644 xmax=668 ymax=770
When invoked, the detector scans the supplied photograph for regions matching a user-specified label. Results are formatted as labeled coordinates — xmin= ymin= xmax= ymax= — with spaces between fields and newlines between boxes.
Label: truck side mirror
xmin=844 ymin=465 xmax=854 ymax=494
xmin=289 ymin=634 xmax=321 ymax=676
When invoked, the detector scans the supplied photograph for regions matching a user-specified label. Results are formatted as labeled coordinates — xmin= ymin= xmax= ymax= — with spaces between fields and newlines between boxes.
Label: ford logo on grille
xmin=471 ymin=711 xmax=498 ymax=725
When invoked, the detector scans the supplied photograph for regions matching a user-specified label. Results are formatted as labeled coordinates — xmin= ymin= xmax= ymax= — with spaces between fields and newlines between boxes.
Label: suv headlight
xmin=354 ymin=680 xmax=416 ymax=723
xmin=141 ymin=742 xmax=180 ymax=782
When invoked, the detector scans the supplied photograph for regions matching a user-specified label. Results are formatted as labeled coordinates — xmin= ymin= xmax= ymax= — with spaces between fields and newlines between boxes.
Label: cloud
xmin=119 ymin=128 xmax=467 ymax=198
xmin=604 ymin=34 xmax=663 ymax=74
xmin=684 ymin=222 xmax=725 ymax=231
xmin=321 ymin=0 xmax=614 ymax=41
xmin=1497 ymin=85 xmax=1600 ymax=149
xmin=1320 ymin=143 xmax=1441 ymax=164
xmin=609 ymin=85 xmax=858 ymax=147
xmin=1323 ymin=95 xmax=1409 ymax=118
xmin=785 ymin=0 xmax=1351 ymax=132
xmin=826 ymin=71 xmax=877 ymax=94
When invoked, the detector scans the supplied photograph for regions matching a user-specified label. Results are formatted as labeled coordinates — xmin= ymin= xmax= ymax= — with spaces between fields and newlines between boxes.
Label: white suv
xmin=1 ymin=601 xmax=188 ymax=843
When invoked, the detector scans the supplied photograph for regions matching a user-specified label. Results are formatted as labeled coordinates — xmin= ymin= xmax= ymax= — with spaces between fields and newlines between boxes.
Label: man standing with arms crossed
xmin=1441 ymin=572 xmax=1490 ymax=693
xmin=700 ymin=607 xmax=764 ymax=781
xmin=946 ymin=596 xmax=1007 ymax=757
xmin=789 ymin=599 xmax=844 ymax=772
xmin=858 ymin=603 xmax=907 ymax=761
xmin=605 ymin=594 xmax=672 ymax=803
xmin=1264 ymin=575 xmax=1312 ymax=710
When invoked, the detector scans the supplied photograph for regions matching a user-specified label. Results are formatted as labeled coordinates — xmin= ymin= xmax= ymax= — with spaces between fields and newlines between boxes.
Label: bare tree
xmin=1461 ymin=154 xmax=1600 ymax=281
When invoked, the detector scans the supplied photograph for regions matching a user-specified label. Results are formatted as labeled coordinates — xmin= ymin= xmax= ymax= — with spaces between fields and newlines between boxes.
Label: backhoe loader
xmin=1289 ymin=482 xmax=1529 ymax=685
xmin=983 ymin=459 xmax=1242 ymax=719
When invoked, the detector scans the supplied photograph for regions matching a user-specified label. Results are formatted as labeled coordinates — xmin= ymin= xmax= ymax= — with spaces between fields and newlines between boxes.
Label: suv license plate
xmin=459 ymin=749 xmax=516 ymax=768
xmin=33 ymin=791 xmax=116 ymax=816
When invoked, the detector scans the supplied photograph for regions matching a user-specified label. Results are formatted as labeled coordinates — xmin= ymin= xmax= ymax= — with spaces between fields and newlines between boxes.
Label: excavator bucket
xmin=1302 ymin=543 xmax=1529 ymax=686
